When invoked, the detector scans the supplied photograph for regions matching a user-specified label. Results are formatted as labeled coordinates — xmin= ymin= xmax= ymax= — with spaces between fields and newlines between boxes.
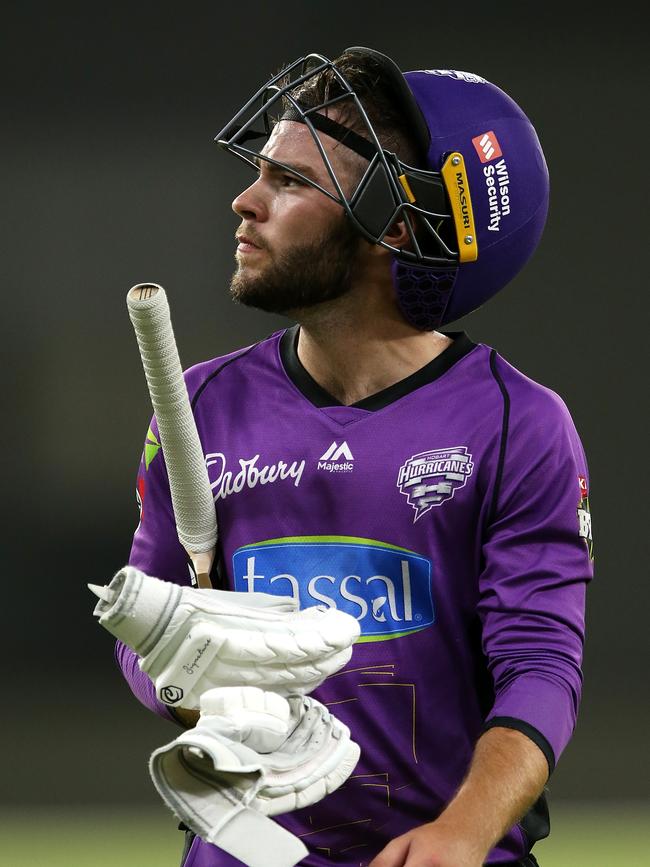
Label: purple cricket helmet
xmin=214 ymin=47 xmax=549 ymax=329
xmin=395 ymin=64 xmax=550 ymax=327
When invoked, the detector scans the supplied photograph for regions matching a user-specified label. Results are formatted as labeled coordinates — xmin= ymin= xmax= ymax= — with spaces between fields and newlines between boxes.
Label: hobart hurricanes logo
xmin=398 ymin=447 xmax=474 ymax=521
xmin=232 ymin=536 xmax=434 ymax=641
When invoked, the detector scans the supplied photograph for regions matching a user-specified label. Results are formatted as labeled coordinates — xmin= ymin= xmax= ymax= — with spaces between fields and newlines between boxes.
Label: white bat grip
xmin=126 ymin=283 xmax=217 ymax=564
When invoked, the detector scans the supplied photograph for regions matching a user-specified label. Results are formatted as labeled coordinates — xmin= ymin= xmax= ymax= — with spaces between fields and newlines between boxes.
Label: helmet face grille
xmin=214 ymin=52 xmax=460 ymax=268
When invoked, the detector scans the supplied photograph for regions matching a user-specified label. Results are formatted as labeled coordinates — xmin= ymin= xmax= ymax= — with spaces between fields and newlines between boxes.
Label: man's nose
xmin=232 ymin=177 xmax=267 ymax=221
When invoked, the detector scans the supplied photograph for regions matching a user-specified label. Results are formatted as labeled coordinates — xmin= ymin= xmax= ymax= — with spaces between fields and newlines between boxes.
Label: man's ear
xmin=378 ymin=216 xmax=414 ymax=254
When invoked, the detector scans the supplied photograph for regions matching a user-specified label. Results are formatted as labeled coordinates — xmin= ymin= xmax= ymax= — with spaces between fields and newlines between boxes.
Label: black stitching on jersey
xmin=488 ymin=349 xmax=510 ymax=525
xmin=190 ymin=341 xmax=263 ymax=411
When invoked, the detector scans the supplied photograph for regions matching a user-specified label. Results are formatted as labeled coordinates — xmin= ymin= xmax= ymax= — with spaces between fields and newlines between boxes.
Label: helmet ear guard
xmin=349 ymin=152 xmax=476 ymax=267
xmin=350 ymin=152 xmax=454 ymax=249
xmin=348 ymin=156 xmax=404 ymax=240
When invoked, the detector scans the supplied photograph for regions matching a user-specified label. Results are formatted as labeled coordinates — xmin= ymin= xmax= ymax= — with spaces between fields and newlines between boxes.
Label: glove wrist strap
xmin=150 ymin=737 xmax=308 ymax=867
xmin=211 ymin=804 xmax=308 ymax=867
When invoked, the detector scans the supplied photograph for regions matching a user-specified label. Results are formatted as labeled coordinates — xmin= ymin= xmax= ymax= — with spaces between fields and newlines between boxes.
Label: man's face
xmin=229 ymin=120 xmax=364 ymax=315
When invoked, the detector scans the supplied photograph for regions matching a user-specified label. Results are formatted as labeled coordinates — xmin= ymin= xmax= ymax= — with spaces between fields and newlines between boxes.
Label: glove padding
xmin=148 ymin=686 xmax=360 ymax=867
xmin=89 ymin=566 xmax=360 ymax=707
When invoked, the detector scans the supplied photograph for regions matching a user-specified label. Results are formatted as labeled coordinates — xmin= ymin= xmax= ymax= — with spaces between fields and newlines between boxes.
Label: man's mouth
xmin=236 ymin=232 xmax=264 ymax=254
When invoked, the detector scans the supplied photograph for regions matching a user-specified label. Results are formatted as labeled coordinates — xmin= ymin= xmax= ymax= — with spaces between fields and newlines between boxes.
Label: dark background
xmin=2 ymin=1 xmax=647 ymax=811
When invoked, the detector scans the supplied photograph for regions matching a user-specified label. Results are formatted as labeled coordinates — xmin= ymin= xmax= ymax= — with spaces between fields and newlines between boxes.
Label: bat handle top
xmin=188 ymin=549 xmax=215 ymax=589
xmin=128 ymin=283 xmax=165 ymax=303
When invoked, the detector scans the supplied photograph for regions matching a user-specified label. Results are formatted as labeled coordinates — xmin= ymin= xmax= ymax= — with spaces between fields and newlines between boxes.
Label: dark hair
xmin=290 ymin=50 xmax=421 ymax=169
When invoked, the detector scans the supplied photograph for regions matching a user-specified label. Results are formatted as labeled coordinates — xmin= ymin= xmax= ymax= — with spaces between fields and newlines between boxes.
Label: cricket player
xmin=111 ymin=48 xmax=593 ymax=866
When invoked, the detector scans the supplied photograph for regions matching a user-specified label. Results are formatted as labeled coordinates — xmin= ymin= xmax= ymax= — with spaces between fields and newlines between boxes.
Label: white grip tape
xmin=127 ymin=284 xmax=217 ymax=554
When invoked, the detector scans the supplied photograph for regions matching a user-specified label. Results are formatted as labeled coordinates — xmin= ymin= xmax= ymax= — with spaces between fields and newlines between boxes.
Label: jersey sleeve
xmin=114 ymin=416 xmax=193 ymax=724
xmin=128 ymin=416 xmax=191 ymax=583
xmin=479 ymin=358 xmax=593 ymax=772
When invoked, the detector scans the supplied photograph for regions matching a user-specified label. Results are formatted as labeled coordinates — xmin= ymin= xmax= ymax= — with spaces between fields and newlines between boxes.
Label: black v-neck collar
xmin=279 ymin=325 xmax=476 ymax=411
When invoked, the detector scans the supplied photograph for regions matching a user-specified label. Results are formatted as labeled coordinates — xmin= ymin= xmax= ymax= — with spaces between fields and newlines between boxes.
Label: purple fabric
xmin=183 ymin=835 xmax=246 ymax=867
xmin=114 ymin=639 xmax=176 ymax=723
xmin=478 ymin=355 xmax=589 ymax=760
xmin=119 ymin=330 xmax=592 ymax=866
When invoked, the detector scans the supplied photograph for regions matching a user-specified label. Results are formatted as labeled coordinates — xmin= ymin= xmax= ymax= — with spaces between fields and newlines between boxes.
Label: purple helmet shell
xmin=397 ymin=68 xmax=549 ymax=327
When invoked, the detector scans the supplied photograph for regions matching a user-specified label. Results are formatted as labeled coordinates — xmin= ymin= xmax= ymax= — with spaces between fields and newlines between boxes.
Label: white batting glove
xmin=148 ymin=686 xmax=360 ymax=867
xmin=89 ymin=566 xmax=360 ymax=708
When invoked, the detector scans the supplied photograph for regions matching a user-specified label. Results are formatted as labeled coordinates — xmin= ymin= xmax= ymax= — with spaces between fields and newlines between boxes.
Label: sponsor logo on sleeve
xmin=144 ymin=427 xmax=161 ymax=470
xmin=135 ymin=476 xmax=145 ymax=528
xmin=577 ymin=475 xmax=593 ymax=559
xmin=397 ymin=447 xmax=474 ymax=522
xmin=232 ymin=536 xmax=434 ymax=641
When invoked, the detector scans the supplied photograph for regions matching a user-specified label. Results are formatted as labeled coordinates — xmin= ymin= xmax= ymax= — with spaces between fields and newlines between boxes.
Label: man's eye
xmin=281 ymin=174 xmax=304 ymax=187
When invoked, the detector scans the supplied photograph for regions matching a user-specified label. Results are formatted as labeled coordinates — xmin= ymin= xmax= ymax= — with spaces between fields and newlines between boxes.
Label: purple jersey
xmin=120 ymin=328 xmax=593 ymax=866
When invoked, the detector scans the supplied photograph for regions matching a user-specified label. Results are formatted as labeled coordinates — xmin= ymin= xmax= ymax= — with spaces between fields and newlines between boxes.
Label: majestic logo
xmin=472 ymin=131 xmax=503 ymax=164
xmin=232 ymin=536 xmax=434 ymax=641
xmin=577 ymin=475 xmax=593 ymax=559
xmin=422 ymin=69 xmax=487 ymax=85
xmin=318 ymin=441 xmax=354 ymax=473
xmin=397 ymin=447 xmax=474 ymax=521
xmin=205 ymin=452 xmax=305 ymax=501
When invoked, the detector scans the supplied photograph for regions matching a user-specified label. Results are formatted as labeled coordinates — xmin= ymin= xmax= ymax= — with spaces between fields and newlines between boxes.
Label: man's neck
xmin=292 ymin=288 xmax=453 ymax=407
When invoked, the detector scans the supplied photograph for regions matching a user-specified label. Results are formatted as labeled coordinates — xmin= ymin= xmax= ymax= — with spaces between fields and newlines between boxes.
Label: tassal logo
xmin=232 ymin=536 xmax=435 ymax=641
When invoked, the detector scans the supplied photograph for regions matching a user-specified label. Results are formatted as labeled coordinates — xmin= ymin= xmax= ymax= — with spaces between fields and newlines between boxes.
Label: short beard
xmin=229 ymin=215 xmax=361 ymax=315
